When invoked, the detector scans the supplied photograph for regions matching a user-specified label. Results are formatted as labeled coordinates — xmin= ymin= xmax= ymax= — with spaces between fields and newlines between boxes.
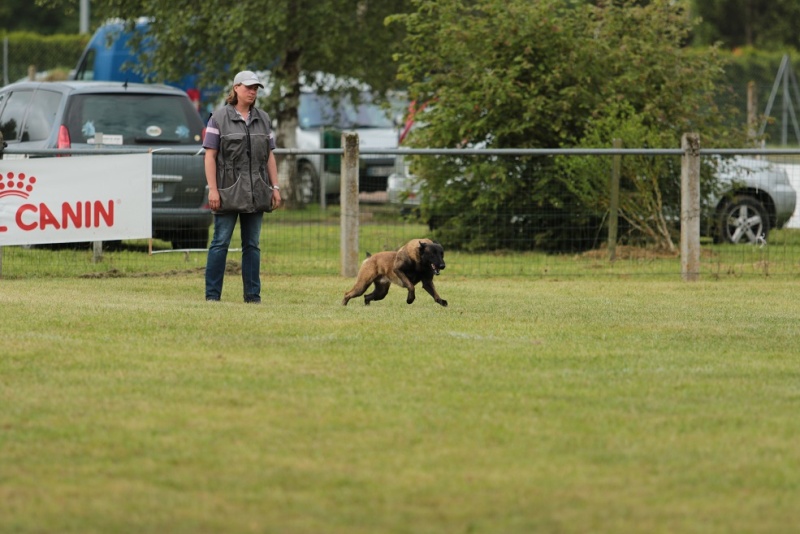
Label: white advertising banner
xmin=0 ymin=153 xmax=152 ymax=246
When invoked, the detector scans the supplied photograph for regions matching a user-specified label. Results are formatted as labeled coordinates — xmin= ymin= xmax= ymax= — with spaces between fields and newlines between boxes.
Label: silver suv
xmin=708 ymin=156 xmax=796 ymax=244
xmin=0 ymin=80 xmax=212 ymax=249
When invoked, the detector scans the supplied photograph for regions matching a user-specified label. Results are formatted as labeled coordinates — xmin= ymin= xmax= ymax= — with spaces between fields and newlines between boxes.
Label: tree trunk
xmin=275 ymin=47 xmax=304 ymax=209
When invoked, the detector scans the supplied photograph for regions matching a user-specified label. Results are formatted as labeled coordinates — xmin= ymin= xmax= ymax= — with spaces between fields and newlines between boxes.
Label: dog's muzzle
xmin=432 ymin=263 xmax=444 ymax=275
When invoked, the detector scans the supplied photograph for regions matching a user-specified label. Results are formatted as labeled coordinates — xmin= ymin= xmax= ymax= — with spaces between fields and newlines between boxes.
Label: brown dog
xmin=342 ymin=238 xmax=448 ymax=306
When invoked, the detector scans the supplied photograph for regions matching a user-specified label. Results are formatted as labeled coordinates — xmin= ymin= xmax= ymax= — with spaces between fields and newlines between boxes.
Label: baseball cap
xmin=233 ymin=70 xmax=263 ymax=88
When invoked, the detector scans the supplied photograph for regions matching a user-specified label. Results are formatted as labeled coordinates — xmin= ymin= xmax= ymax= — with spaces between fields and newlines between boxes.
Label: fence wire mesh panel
xmin=2 ymin=148 xmax=800 ymax=279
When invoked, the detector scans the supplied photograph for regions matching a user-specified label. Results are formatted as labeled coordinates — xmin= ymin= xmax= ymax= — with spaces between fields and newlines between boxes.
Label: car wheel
xmin=297 ymin=161 xmax=318 ymax=205
xmin=716 ymin=195 xmax=770 ymax=244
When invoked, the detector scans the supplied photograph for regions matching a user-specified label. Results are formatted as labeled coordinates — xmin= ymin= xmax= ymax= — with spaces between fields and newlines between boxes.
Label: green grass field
xmin=2 ymin=273 xmax=800 ymax=533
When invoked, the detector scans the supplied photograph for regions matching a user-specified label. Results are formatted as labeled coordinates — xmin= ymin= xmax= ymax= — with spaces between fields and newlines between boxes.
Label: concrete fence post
xmin=681 ymin=133 xmax=701 ymax=281
xmin=340 ymin=132 xmax=359 ymax=277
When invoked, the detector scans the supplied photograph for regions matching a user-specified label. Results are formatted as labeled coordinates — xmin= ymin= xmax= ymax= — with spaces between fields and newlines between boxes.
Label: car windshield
xmin=299 ymin=92 xmax=400 ymax=130
xmin=64 ymin=93 xmax=205 ymax=145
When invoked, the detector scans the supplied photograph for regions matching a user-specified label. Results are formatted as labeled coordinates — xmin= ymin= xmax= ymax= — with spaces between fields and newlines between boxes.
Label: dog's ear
xmin=366 ymin=252 xmax=372 ymax=258
xmin=419 ymin=241 xmax=427 ymax=252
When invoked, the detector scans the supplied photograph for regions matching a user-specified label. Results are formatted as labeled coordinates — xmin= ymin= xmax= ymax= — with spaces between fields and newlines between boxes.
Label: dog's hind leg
xmin=343 ymin=281 xmax=372 ymax=306
xmin=364 ymin=278 xmax=391 ymax=305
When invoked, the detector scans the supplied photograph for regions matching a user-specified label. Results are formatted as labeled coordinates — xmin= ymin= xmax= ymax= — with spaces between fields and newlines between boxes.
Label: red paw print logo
xmin=0 ymin=171 xmax=36 ymax=199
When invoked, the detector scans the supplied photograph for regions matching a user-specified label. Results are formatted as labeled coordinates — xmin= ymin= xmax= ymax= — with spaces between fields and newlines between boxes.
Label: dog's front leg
xmin=393 ymin=270 xmax=417 ymax=304
xmin=422 ymin=279 xmax=448 ymax=307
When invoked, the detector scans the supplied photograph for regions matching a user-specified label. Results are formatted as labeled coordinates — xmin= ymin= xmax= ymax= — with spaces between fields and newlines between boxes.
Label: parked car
xmin=708 ymin=156 xmax=796 ymax=244
xmin=0 ymin=80 xmax=212 ymax=249
xmin=386 ymin=157 xmax=421 ymax=210
xmin=294 ymin=86 xmax=406 ymax=203
xmin=387 ymin=155 xmax=797 ymax=245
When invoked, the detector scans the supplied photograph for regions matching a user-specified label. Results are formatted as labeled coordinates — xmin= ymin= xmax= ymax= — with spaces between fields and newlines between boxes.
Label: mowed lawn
xmin=2 ymin=273 xmax=800 ymax=534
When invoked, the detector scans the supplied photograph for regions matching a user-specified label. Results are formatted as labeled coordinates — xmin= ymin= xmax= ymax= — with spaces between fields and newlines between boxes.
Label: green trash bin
xmin=323 ymin=128 xmax=342 ymax=173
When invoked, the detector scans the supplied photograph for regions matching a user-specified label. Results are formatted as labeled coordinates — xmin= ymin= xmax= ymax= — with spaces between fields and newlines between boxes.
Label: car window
xmin=0 ymin=89 xmax=34 ymax=142
xmin=23 ymin=89 xmax=62 ymax=142
xmin=74 ymin=48 xmax=96 ymax=81
xmin=299 ymin=92 xmax=395 ymax=130
xmin=64 ymin=93 xmax=205 ymax=145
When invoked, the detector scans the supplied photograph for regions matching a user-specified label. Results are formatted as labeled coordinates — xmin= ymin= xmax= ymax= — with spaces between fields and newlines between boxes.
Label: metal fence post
xmin=608 ymin=138 xmax=621 ymax=261
xmin=340 ymin=132 xmax=359 ymax=277
xmin=681 ymin=133 xmax=701 ymax=281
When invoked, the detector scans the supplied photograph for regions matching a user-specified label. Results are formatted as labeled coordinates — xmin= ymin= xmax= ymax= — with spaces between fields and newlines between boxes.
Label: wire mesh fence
xmin=2 ymin=146 xmax=800 ymax=279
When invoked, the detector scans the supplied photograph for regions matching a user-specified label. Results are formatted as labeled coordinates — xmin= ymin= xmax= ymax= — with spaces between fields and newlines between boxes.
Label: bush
xmin=1 ymin=31 xmax=89 ymax=85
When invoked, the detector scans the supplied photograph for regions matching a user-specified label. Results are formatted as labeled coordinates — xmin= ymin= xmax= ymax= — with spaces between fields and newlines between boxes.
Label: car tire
xmin=297 ymin=161 xmax=318 ymax=205
xmin=716 ymin=195 xmax=770 ymax=244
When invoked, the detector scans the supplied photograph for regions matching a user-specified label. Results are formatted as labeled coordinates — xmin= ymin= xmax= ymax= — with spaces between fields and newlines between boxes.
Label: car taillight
xmin=57 ymin=125 xmax=71 ymax=149
xmin=186 ymin=88 xmax=201 ymax=112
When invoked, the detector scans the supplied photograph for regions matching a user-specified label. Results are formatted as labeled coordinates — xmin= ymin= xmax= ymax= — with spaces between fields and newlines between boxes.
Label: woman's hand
xmin=208 ymin=189 xmax=220 ymax=211
xmin=271 ymin=188 xmax=282 ymax=210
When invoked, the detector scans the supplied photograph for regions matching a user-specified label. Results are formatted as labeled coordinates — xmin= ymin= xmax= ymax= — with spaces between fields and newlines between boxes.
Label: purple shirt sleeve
xmin=202 ymin=117 xmax=220 ymax=150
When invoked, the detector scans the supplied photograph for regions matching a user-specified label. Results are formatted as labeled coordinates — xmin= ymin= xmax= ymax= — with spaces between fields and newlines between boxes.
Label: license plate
xmin=152 ymin=183 xmax=164 ymax=194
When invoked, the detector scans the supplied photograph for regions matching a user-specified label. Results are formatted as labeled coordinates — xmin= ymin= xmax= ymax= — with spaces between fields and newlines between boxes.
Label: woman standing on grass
xmin=203 ymin=70 xmax=281 ymax=303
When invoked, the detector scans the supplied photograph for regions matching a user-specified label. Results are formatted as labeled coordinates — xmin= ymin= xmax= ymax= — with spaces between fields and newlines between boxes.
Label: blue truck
xmin=70 ymin=19 xmax=218 ymax=116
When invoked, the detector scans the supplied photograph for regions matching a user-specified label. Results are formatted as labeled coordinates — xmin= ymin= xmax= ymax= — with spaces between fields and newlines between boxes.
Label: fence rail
xmin=3 ymin=141 xmax=800 ymax=280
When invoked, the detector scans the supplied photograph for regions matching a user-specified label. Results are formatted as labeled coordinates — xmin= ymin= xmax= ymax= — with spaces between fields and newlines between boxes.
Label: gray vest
xmin=210 ymin=104 xmax=273 ymax=213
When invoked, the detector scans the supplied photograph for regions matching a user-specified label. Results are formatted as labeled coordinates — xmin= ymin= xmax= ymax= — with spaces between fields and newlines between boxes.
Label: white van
xmin=292 ymin=84 xmax=407 ymax=203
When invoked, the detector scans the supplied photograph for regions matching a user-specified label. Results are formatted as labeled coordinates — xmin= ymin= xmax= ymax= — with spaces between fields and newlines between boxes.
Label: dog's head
xmin=419 ymin=241 xmax=445 ymax=275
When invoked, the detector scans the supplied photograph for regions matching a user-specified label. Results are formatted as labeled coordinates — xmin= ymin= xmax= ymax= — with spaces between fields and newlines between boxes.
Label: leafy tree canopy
xmin=392 ymin=0 xmax=743 ymax=150
xmin=691 ymin=0 xmax=800 ymax=50
xmin=389 ymin=0 xmax=747 ymax=252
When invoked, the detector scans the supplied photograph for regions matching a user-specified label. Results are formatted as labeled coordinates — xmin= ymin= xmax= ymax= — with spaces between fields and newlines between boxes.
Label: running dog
xmin=342 ymin=238 xmax=448 ymax=307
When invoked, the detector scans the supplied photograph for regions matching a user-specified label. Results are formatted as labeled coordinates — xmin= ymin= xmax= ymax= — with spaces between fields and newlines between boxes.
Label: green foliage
xmin=393 ymin=0 xmax=747 ymax=252
xmin=691 ymin=0 xmax=800 ymax=50
xmin=3 ymin=0 xmax=85 ymax=34
xmin=0 ymin=31 xmax=89 ymax=83
xmin=718 ymin=47 xmax=800 ymax=144
xmin=565 ymin=104 xmax=692 ymax=251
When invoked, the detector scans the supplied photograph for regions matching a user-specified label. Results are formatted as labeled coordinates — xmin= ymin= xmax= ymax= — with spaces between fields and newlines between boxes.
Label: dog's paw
xmin=438 ymin=299 xmax=448 ymax=307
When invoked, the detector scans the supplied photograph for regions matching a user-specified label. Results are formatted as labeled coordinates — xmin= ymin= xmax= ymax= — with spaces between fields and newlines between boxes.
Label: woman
xmin=203 ymin=70 xmax=281 ymax=303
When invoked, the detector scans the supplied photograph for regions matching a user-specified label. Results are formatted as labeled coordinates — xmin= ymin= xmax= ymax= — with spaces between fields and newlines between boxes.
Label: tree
xmin=390 ymin=0 xmax=745 ymax=252
xmin=3 ymin=0 xmax=83 ymax=35
xmin=690 ymin=0 xmax=800 ymax=50
xmin=37 ymin=0 xmax=412 ymax=207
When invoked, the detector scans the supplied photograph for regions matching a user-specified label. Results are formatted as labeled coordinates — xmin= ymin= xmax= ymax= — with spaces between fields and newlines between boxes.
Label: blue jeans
xmin=205 ymin=212 xmax=264 ymax=302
